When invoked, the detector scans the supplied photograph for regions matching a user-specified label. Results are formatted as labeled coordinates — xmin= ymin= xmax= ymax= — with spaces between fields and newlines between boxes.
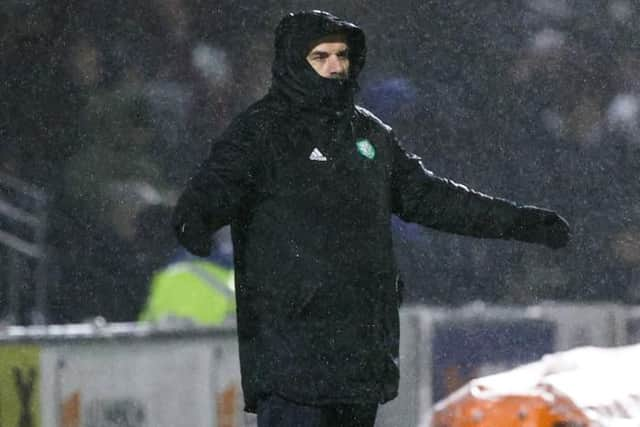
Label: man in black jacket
xmin=173 ymin=10 xmax=570 ymax=427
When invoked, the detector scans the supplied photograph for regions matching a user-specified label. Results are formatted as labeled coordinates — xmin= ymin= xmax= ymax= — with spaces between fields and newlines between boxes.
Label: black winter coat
xmin=173 ymin=11 xmax=564 ymax=412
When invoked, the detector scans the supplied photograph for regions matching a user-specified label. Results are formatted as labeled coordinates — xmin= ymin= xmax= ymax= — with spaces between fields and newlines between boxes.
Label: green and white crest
xmin=355 ymin=138 xmax=375 ymax=159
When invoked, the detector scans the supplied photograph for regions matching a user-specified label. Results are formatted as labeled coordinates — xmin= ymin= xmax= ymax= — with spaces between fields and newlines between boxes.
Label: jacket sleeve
xmin=390 ymin=133 xmax=523 ymax=240
xmin=172 ymin=115 xmax=259 ymax=256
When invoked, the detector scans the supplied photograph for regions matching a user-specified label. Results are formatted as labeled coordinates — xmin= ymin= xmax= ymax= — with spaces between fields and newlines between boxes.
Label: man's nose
xmin=327 ymin=56 xmax=345 ymax=74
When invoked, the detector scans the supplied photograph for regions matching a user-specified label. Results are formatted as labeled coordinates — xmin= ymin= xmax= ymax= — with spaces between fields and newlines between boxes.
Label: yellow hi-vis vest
xmin=139 ymin=260 xmax=235 ymax=326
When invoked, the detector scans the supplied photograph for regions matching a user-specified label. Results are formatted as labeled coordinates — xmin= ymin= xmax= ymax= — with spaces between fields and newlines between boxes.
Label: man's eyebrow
xmin=309 ymin=50 xmax=330 ymax=57
xmin=309 ymin=48 xmax=349 ymax=57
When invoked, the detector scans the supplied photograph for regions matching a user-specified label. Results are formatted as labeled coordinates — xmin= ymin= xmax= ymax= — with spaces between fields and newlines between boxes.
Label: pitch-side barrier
xmin=375 ymin=302 xmax=628 ymax=427
xmin=0 ymin=322 xmax=253 ymax=427
xmin=429 ymin=343 xmax=640 ymax=427
xmin=0 ymin=303 xmax=635 ymax=427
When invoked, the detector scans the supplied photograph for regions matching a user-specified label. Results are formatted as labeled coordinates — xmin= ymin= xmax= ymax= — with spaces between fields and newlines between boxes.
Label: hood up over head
xmin=270 ymin=10 xmax=366 ymax=114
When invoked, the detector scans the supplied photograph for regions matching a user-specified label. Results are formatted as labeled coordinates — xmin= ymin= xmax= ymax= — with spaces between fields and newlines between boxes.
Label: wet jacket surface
xmin=173 ymin=11 xmax=534 ymax=411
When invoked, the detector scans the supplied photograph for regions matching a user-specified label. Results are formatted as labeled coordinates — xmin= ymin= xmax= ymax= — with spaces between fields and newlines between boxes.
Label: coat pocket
xmin=286 ymin=279 xmax=324 ymax=320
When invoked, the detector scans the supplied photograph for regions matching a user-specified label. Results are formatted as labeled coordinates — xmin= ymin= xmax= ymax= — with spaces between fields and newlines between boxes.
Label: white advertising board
xmin=48 ymin=338 xmax=216 ymax=427
xmin=210 ymin=335 xmax=254 ymax=427
xmin=528 ymin=302 xmax=625 ymax=349
xmin=2 ymin=304 xmax=636 ymax=427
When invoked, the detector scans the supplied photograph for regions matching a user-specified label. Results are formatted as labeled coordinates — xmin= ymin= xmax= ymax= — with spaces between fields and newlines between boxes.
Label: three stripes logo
xmin=309 ymin=148 xmax=328 ymax=161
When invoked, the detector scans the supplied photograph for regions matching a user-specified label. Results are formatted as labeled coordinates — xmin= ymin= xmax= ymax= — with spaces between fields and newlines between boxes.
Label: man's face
xmin=306 ymin=34 xmax=350 ymax=79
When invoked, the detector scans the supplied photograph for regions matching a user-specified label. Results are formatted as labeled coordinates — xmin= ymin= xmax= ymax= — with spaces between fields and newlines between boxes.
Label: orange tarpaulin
xmin=431 ymin=344 xmax=640 ymax=427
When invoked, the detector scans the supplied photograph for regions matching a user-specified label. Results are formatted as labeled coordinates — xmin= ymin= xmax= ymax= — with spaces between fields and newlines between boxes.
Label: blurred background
xmin=1 ymin=0 xmax=639 ymax=325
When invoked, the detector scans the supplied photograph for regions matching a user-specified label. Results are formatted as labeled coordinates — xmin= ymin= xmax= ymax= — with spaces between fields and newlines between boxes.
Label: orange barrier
xmin=431 ymin=345 xmax=640 ymax=427
xmin=431 ymin=384 xmax=589 ymax=427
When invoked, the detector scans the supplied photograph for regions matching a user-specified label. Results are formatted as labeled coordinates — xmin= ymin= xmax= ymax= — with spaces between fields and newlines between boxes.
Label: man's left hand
xmin=512 ymin=206 xmax=571 ymax=249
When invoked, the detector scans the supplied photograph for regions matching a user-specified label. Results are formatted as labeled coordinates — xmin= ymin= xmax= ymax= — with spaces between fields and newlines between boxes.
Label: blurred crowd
xmin=1 ymin=0 xmax=639 ymax=324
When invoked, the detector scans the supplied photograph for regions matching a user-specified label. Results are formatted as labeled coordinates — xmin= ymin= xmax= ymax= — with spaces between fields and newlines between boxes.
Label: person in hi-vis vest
xmin=139 ymin=257 xmax=235 ymax=326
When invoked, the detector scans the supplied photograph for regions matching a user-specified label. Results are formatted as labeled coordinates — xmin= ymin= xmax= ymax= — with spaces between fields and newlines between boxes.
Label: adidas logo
xmin=309 ymin=147 xmax=328 ymax=161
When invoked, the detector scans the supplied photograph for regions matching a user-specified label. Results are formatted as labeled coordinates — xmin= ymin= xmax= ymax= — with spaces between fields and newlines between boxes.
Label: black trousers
xmin=257 ymin=395 xmax=378 ymax=427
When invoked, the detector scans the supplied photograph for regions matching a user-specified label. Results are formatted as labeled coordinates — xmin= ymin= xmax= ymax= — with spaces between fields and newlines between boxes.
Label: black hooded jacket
xmin=173 ymin=10 xmax=567 ymax=411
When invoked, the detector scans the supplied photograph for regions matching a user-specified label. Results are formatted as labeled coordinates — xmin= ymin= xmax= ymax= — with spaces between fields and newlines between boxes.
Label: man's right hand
xmin=172 ymin=209 xmax=212 ymax=256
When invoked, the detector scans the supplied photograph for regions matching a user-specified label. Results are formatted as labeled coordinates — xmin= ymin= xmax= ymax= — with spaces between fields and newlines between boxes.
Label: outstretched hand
xmin=512 ymin=205 xmax=571 ymax=249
